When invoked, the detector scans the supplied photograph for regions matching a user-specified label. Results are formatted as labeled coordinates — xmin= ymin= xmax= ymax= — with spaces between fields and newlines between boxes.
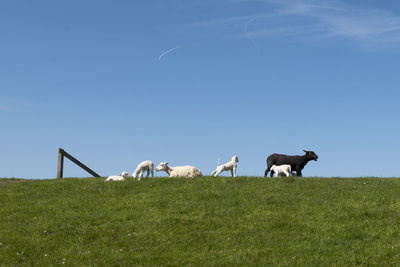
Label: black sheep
xmin=264 ymin=150 xmax=318 ymax=177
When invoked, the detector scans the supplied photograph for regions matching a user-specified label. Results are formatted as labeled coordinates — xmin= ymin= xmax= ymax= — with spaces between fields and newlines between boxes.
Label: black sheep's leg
xmin=264 ymin=168 xmax=270 ymax=177
xmin=270 ymin=170 xmax=275 ymax=178
xmin=296 ymin=169 xmax=302 ymax=177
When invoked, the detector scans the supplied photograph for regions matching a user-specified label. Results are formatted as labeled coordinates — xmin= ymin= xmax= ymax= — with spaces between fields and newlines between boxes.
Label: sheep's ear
xmin=166 ymin=162 xmax=169 ymax=165
xmin=303 ymin=150 xmax=308 ymax=153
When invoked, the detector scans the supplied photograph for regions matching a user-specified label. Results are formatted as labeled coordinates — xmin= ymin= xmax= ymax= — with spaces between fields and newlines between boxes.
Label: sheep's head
xmin=119 ymin=172 xmax=129 ymax=178
xmin=303 ymin=150 xmax=318 ymax=161
xmin=232 ymin=155 xmax=239 ymax=162
xmin=156 ymin=162 xmax=169 ymax=172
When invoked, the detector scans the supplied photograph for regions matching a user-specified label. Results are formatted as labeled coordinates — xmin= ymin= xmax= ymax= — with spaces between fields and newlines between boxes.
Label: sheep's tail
xmin=217 ymin=159 xmax=221 ymax=166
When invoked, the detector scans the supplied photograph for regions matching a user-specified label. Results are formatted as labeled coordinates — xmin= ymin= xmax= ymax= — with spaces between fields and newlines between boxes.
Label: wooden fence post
xmin=57 ymin=148 xmax=64 ymax=179
xmin=56 ymin=148 xmax=100 ymax=178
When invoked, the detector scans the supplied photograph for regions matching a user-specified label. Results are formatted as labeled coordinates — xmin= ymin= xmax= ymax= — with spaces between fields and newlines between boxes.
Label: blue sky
xmin=1 ymin=0 xmax=400 ymax=178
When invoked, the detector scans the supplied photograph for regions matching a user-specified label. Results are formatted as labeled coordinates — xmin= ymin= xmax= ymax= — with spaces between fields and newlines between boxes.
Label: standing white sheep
xmin=132 ymin=160 xmax=154 ymax=181
xmin=155 ymin=162 xmax=203 ymax=178
xmin=210 ymin=155 xmax=239 ymax=177
xmin=270 ymin=165 xmax=292 ymax=177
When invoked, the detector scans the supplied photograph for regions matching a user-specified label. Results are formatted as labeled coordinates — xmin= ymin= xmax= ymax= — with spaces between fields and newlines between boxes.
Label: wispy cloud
xmin=201 ymin=0 xmax=400 ymax=51
xmin=274 ymin=1 xmax=400 ymax=48
xmin=158 ymin=46 xmax=184 ymax=61
xmin=0 ymin=104 xmax=24 ymax=112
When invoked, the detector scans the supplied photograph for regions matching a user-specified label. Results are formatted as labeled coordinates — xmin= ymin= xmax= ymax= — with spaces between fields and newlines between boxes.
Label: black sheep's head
xmin=303 ymin=150 xmax=318 ymax=161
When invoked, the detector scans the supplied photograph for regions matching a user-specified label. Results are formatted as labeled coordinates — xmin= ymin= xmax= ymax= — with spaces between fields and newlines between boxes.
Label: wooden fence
xmin=57 ymin=148 xmax=100 ymax=179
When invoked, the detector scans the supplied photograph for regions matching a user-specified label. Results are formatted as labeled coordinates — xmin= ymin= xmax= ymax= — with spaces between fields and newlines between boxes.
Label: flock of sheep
xmin=105 ymin=150 xmax=319 ymax=181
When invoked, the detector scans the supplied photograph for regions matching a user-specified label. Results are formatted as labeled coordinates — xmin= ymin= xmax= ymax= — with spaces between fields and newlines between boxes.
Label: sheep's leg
xmin=210 ymin=170 xmax=217 ymax=176
xmin=233 ymin=167 xmax=237 ymax=177
xmin=283 ymin=170 xmax=290 ymax=177
xmin=296 ymin=169 xmax=302 ymax=177
xmin=146 ymin=169 xmax=150 ymax=178
xmin=214 ymin=169 xmax=222 ymax=176
xmin=151 ymin=169 xmax=154 ymax=177
xmin=270 ymin=170 xmax=275 ymax=178
xmin=264 ymin=168 xmax=270 ymax=177
xmin=230 ymin=169 xmax=234 ymax=177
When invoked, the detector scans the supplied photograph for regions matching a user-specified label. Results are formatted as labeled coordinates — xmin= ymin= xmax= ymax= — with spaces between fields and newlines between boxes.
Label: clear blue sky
xmin=1 ymin=0 xmax=400 ymax=178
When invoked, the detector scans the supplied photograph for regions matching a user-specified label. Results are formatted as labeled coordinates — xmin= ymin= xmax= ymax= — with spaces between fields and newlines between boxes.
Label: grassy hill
xmin=1 ymin=177 xmax=400 ymax=266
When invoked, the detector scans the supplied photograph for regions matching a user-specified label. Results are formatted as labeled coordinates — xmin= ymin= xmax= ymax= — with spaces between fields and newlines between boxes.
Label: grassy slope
xmin=1 ymin=177 xmax=400 ymax=266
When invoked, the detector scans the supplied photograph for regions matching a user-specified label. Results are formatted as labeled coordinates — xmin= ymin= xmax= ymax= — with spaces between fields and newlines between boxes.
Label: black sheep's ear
xmin=303 ymin=150 xmax=309 ymax=153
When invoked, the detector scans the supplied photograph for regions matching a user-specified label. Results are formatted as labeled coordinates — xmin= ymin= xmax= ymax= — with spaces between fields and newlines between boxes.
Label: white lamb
xmin=132 ymin=160 xmax=154 ymax=181
xmin=105 ymin=172 xmax=129 ymax=182
xmin=210 ymin=155 xmax=239 ymax=177
xmin=155 ymin=162 xmax=203 ymax=178
xmin=270 ymin=165 xmax=292 ymax=177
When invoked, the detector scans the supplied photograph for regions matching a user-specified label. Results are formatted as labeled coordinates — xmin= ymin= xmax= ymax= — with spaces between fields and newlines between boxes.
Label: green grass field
xmin=1 ymin=177 xmax=400 ymax=266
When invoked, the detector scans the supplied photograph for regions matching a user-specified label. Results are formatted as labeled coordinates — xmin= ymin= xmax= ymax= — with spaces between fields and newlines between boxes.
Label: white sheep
xmin=210 ymin=155 xmax=239 ymax=177
xmin=155 ymin=162 xmax=203 ymax=178
xmin=270 ymin=165 xmax=292 ymax=177
xmin=132 ymin=160 xmax=154 ymax=181
xmin=105 ymin=172 xmax=129 ymax=182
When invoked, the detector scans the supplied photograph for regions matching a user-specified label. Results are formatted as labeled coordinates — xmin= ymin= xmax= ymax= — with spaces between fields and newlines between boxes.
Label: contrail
xmin=158 ymin=45 xmax=183 ymax=61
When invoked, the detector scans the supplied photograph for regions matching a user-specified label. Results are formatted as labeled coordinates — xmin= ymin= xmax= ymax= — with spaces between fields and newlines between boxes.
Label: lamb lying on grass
xmin=156 ymin=162 xmax=202 ymax=178
xmin=270 ymin=165 xmax=291 ymax=177
xmin=105 ymin=172 xmax=129 ymax=182
xmin=132 ymin=160 xmax=154 ymax=181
